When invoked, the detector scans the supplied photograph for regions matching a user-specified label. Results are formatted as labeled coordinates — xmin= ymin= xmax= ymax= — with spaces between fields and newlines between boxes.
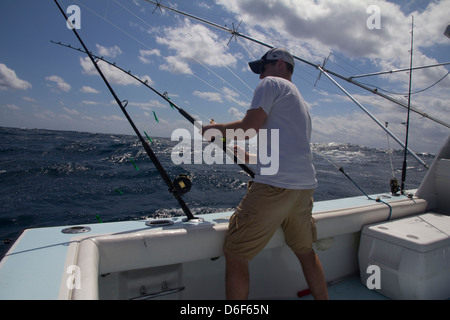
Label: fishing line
xmin=362 ymin=70 xmax=450 ymax=96
xmin=224 ymin=65 xmax=254 ymax=95
xmin=103 ymin=0 xmax=111 ymax=18
xmin=239 ymin=41 xmax=260 ymax=62
xmin=51 ymin=40 xmax=255 ymax=178
xmin=385 ymin=121 xmax=401 ymax=196
xmin=190 ymin=73 xmax=250 ymax=111
xmin=95 ymin=0 xmax=253 ymax=111
xmin=136 ymin=1 xmax=256 ymax=106
xmin=316 ymin=149 xmax=393 ymax=220
xmin=109 ymin=0 xmax=253 ymax=105
xmin=51 ymin=40 xmax=212 ymax=123
xmin=189 ymin=61 xmax=252 ymax=108
xmin=71 ymin=0 xmax=156 ymax=52
xmin=330 ymin=53 xmax=387 ymax=91
xmin=385 ymin=122 xmax=396 ymax=178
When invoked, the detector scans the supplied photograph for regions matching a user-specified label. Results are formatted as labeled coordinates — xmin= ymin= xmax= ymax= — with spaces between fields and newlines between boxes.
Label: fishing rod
xmin=401 ymin=16 xmax=415 ymax=194
xmin=54 ymin=0 xmax=200 ymax=221
xmin=50 ymin=40 xmax=255 ymax=178
xmin=143 ymin=0 xmax=450 ymax=130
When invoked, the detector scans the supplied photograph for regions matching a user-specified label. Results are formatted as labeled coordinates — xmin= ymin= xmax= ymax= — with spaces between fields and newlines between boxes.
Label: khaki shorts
xmin=224 ymin=181 xmax=316 ymax=261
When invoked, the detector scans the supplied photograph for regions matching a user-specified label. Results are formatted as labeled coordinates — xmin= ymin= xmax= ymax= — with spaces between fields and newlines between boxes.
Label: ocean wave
xmin=0 ymin=126 xmax=433 ymax=258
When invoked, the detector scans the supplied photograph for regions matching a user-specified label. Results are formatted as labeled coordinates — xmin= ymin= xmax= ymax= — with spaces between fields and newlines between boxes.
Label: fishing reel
xmin=390 ymin=178 xmax=400 ymax=196
xmin=172 ymin=174 xmax=192 ymax=195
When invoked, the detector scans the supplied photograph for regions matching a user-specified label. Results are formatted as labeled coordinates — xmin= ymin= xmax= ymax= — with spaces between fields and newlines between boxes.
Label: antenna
xmin=227 ymin=20 xmax=242 ymax=46
xmin=314 ymin=52 xmax=332 ymax=87
xmin=152 ymin=0 xmax=163 ymax=14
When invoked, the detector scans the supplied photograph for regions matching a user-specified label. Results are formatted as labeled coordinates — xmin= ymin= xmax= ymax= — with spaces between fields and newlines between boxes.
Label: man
xmin=202 ymin=48 xmax=328 ymax=300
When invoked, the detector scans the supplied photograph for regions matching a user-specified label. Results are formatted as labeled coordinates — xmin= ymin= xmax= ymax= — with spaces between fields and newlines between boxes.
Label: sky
xmin=0 ymin=0 xmax=449 ymax=154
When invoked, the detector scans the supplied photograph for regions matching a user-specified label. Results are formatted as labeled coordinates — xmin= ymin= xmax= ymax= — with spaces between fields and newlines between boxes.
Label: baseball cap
xmin=248 ymin=48 xmax=295 ymax=74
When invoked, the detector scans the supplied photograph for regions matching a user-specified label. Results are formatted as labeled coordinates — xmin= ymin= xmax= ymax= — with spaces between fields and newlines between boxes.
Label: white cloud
xmin=82 ymin=100 xmax=101 ymax=106
xmin=101 ymin=115 xmax=126 ymax=122
xmin=160 ymin=55 xmax=193 ymax=74
xmin=80 ymin=86 xmax=100 ymax=94
xmin=412 ymin=1 xmax=450 ymax=47
xmin=139 ymin=75 xmax=155 ymax=86
xmin=128 ymin=100 xmax=167 ymax=110
xmin=228 ymin=107 xmax=245 ymax=120
xmin=2 ymin=104 xmax=20 ymax=110
xmin=217 ymin=0 xmax=393 ymax=56
xmin=33 ymin=110 xmax=56 ymax=121
xmin=139 ymin=49 xmax=161 ymax=64
xmin=0 ymin=63 xmax=32 ymax=90
xmin=222 ymin=87 xmax=250 ymax=109
xmin=63 ymin=107 xmax=80 ymax=116
xmin=311 ymin=91 xmax=450 ymax=153
xmin=197 ymin=2 xmax=213 ymax=10
xmin=193 ymin=91 xmax=223 ymax=103
xmin=81 ymin=115 xmax=94 ymax=121
xmin=217 ymin=0 xmax=450 ymax=86
xmin=45 ymin=75 xmax=71 ymax=92
xmin=23 ymin=97 xmax=36 ymax=103
xmin=96 ymin=44 xmax=123 ymax=58
xmin=156 ymin=18 xmax=237 ymax=74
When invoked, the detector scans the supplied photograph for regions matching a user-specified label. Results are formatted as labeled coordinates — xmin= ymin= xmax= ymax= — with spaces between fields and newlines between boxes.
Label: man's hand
xmin=201 ymin=120 xmax=224 ymax=142
xmin=200 ymin=108 xmax=267 ymax=141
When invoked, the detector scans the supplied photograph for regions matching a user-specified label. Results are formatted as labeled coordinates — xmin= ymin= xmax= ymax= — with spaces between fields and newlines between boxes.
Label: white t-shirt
xmin=250 ymin=76 xmax=317 ymax=189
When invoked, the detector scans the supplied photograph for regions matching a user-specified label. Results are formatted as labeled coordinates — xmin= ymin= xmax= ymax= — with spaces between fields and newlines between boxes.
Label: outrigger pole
xmin=144 ymin=0 xmax=449 ymax=130
xmin=143 ymin=0 xmax=430 ymax=169
xmin=319 ymin=67 xmax=427 ymax=169
xmin=54 ymin=0 xmax=200 ymax=221
xmin=350 ymin=62 xmax=450 ymax=79
xmin=50 ymin=40 xmax=255 ymax=179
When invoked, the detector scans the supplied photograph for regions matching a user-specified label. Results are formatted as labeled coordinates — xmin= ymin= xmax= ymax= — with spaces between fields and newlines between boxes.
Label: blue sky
xmin=0 ymin=0 xmax=449 ymax=153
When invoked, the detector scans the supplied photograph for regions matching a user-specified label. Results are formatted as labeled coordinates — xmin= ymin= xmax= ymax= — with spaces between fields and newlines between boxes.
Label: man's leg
xmin=223 ymin=183 xmax=289 ymax=300
xmin=296 ymin=249 xmax=329 ymax=300
xmin=224 ymin=249 xmax=250 ymax=300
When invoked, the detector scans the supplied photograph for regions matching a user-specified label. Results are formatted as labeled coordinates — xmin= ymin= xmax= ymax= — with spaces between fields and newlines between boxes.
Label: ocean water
xmin=0 ymin=127 xmax=433 ymax=258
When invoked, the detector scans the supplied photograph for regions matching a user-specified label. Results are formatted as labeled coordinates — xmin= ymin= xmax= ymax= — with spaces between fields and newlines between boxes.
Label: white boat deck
xmin=0 ymin=191 xmax=426 ymax=300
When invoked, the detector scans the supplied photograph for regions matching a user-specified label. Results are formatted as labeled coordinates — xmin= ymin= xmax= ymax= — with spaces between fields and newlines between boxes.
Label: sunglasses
xmin=260 ymin=60 xmax=277 ymax=74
